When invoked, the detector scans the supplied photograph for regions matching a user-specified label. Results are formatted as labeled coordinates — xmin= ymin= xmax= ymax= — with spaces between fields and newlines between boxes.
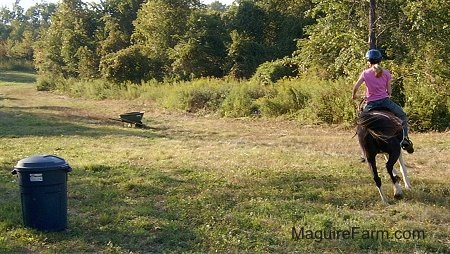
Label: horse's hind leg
xmin=367 ymin=155 xmax=388 ymax=203
xmin=386 ymin=151 xmax=403 ymax=199
xmin=397 ymin=153 xmax=411 ymax=189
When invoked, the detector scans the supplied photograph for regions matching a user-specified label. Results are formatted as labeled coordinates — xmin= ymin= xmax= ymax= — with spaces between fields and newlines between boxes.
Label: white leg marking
xmin=392 ymin=167 xmax=399 ymax=177
xmin=393 ymin=182 xmax=403 ymax=199
xmin=398 ymin=153 xmax=412 ymax=189
xmin=378 ymin=187 xmax=388 ymax=204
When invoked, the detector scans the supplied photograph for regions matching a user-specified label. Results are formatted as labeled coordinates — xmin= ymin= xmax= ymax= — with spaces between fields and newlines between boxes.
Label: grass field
xmin=0 ymin=71 xmax=449 ymax=253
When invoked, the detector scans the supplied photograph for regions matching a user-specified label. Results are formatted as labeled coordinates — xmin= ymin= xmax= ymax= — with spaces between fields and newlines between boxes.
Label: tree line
xmin=1 ymin=0 xmax=448 ymax=82
xmin=1 ymin=0 xmax=448 ymax=129
xmin=1 ymin=0 xmax=314 ymax=81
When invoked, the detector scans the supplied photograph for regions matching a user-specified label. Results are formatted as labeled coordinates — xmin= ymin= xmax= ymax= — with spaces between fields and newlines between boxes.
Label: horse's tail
xmin=357 ymin=111 xmax=403 ymax=141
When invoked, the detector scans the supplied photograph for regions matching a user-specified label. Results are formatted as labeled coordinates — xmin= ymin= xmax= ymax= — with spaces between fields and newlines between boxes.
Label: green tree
xmin=169 ymin=10 xmax=229 ymax=79
xmin=294 ymin=0 xmax=367 ymax=78
xmin=207 ymin=0 xmax=229 ymax=12
xmin=98 ymin=0 xmax=146 ymax=57
xmin=102 ymin=0 xmax=145 ymax=39
xmin=25 ymin=3 xmax=57 ymax=30
xmin=224 ymin=1 xmax=267 ymax=78
xmin=99 ymin=45 xmax=163 ymax=83
xmin=133 ymin=0 xmax=201 ymax=69
xmin=227 ymin=30 xmax=266 ymax=78
xmin=224 ymin=0 xmax=313 ymax=78
xmin=34 ymin=0 xmax=100 ymax=78
xmin=97 ymin=15 xmax=129 ymax=57
xmin=294 ymin=0 xmax=449 ymax=130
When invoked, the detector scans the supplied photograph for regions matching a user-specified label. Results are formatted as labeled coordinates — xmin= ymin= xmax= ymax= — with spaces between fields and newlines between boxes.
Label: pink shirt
xmin=359 ymin=68 xmax=391 ymax=102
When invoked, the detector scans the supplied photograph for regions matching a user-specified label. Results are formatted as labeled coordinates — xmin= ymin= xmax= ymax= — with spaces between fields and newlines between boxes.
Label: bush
xmin=0 ymin=59 xmax=35 ymax=72
xmin=162 ymin=79 xmax=232 ymax=113
xmin=39 ymin=70 xmax=447 ymax=131
xmin=99 ymin=45 xmax=163 ymax=84
xmin=405 ymin=77 xmax=450 ymax=131
xmin=256 ymin=81 xmax=309 ymax=117
xmin=294 ymin=78 xmax=354 ymax=124
xmin=220 ymin=82 xmax=267 ymax=117
xmin=36 ymin=74 xmax=63 ymax=91
xmin=252 ymin=58 xmax=298 ymax=85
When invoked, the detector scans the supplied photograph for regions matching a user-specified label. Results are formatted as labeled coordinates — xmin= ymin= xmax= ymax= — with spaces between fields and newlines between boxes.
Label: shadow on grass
xmin=270 ymin=169 xmax=450 ymax=208
xmin=0 ymin=163 xmax=202 ymax=253
xmin=0 ymin=163 xmax=32 ymax=253
xmin=0 ymin=107 xmax=164 ymax=139
xmin=265 ymin=170 xmax=449 ymax=252
xmin=405 ymin=179 xmax=450 ymax=206
xmin=1 ymin=161 xmax=448 ymax=253
xmin=0 ymin=71 xmax=36 ymax=84
xmin=67 ymin=172 xmax=198 ymax=252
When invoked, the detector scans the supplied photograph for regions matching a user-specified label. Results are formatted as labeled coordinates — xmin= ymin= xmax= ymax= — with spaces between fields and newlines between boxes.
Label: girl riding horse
xmin=352 ymin=49 xmax=414 ymax=153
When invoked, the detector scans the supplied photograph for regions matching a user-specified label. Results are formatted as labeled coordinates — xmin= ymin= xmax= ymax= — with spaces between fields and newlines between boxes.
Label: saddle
xmin=357 ymin=99 xmax=402 ymax=127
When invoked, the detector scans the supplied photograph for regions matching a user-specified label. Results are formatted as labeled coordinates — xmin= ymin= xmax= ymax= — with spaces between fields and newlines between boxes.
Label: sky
xmin=1 ymin=0 xmax=235 ymax=10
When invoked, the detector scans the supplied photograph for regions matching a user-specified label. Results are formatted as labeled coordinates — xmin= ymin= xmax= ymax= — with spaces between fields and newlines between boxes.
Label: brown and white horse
xmin=356 ymin=109 xmax=411 ymax=203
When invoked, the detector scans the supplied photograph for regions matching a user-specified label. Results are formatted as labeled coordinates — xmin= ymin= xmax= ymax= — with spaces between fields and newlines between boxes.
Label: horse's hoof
xmin=394 ymin=193 xmax=403 ymax=200
xmin=381 ymin=200 xmax=390 ymax=205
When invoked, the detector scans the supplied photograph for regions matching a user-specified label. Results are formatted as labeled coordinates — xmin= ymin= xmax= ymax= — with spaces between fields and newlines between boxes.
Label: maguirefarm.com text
xmin=292 ymin=226 xmax=425 ymax=242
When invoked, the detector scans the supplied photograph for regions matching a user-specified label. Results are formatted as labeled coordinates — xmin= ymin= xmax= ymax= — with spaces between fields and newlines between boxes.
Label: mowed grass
xmin=0 ymin=72 xmax=449 ymax=253
xmin=0 ymin=71 xmax=36 ymax=84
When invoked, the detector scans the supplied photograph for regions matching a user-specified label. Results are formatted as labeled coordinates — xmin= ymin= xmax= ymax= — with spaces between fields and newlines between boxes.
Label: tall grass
xmin=36 ymin=72 xmax=449 ymax=130
xmin=43 ymin=75 xmax=358 ymax=125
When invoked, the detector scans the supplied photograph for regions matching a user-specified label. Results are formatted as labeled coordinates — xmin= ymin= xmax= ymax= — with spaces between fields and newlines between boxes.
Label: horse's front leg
xmin=367 ymin=156 xmax=388 ymax=204
xmin=388 ymin=152 xmax=412 ymax=189
xmin=386 ymin=152 xmax=403 ymax=199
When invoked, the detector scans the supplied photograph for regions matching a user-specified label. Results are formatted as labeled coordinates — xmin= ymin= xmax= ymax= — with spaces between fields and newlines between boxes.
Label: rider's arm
xmin=386 ymin=78 xmax=392 ymax=97
xmin=352 ymin=76 xmax=364 ymax=100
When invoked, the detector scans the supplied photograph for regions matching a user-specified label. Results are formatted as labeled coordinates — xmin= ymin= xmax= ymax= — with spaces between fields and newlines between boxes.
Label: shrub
xmin=135 ymin=78 xmax=233 ymax=113
xmin=165 ymin=79 xmax=232 ymax=113
xmin=37 ymin=70 xmax=447 ymax=131
xmin=99 ymin=45 xmax=163 ymax=84
xmin=281 ymin=76 xmax=355 ymax=125
xmin=36 ymin=74 xmax=63 ymax=91
xmin=220 ymin=82 xmax=267 ymax=117
xmin=256 ymin=81 xmax=309 ymax=117
xmin=252 ymin=58 xmax=298 ymax=85
xmin=405 ymin=77 xmax=450 ymax=131
xmin=390 ymin=77 xmax=406 ymax=107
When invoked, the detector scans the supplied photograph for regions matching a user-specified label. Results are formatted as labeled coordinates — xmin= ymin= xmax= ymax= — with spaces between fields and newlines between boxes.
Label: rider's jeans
xmin=364 ymin=97 xmax=409 ymax=137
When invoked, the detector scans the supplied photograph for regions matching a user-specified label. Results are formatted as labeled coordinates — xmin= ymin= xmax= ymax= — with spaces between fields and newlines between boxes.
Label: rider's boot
xmin=401 ymin=137 xmax=414 ymax=154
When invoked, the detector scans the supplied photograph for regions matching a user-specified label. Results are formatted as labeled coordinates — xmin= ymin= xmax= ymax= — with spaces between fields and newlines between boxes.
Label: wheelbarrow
xmin=110 ymin=111 xmax=145 ymax=128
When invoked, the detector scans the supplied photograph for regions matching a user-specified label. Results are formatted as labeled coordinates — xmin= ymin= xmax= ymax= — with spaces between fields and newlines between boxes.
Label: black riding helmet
xmin=365 ymin=49 xmax=382 ymax=64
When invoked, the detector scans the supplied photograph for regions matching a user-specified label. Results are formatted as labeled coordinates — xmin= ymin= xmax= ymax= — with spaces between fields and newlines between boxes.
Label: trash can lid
xmin=14 ymin=154 xmax=71 ymax=171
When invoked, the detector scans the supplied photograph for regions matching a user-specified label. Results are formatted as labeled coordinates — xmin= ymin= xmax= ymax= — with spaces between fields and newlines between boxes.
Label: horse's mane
xmin=357 ymin=110 xmax=403 ymax=141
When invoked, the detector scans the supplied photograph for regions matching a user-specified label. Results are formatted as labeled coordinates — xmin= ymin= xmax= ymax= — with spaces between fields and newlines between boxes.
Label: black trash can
xmin=11 ymin=155 xmax=72 ymax=232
